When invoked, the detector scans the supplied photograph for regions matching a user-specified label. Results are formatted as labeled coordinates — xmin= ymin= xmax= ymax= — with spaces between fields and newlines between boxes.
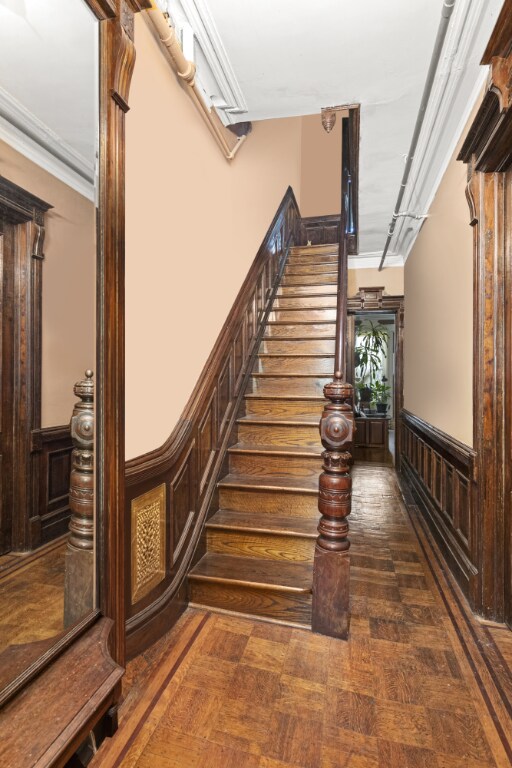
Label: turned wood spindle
xmin=64 ymin=369 xmax=95 ymax=627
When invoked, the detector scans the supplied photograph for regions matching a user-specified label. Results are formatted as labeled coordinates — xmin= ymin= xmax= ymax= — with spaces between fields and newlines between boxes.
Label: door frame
xmin=0 ymin=177 xmax=51 ymax=554
xmin=347 ymin=289 xmax=404 ymax=462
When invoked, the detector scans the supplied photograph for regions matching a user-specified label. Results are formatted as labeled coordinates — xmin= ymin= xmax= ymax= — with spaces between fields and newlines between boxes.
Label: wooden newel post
xmin=64 ymin=369 xmax=95 ymax=628
xmin=312 ymin=377 xmax=354 ymax=639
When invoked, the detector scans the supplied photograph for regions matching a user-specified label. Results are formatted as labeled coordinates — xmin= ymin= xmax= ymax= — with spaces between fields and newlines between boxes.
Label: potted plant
xmin=354 ymin=321 xmax=389 ymax=412
xmin=372 ymin=379 xmax=391 ymax=414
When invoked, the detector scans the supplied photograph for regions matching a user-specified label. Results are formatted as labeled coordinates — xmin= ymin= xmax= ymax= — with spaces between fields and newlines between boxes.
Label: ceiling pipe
xmin=378 ymin=0 xmax=456 ymax=271
xmin=145 ymin=0 xmax=246 ymax=161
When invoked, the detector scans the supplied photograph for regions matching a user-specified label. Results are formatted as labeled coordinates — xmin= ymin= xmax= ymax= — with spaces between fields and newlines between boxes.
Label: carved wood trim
xmin=458 ymin=2 xmax=512 ymax=172
xmin=124 ymin=187 xmax=301 ymax=657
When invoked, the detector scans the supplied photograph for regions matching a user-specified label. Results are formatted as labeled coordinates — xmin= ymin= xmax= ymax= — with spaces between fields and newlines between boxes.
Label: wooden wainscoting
xmin=31 ymin=425 xmax=72 ymax=546
xmin=125 ymin=187 xmax=301 ymax=658
xmin=299 ymin=215 xmax=340 ymax=247
xmin=399 ymin=409 xmax=477 ymax=600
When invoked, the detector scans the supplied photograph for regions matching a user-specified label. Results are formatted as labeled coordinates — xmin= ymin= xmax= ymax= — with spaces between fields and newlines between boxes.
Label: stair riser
xmin=264 ymin=323 xmax=335 ymax=339
xmin=277 ymin=285 xmax=337 ymax=296
xmin=285 ymin=264 xmax=339 ymax=276
xmin=272 ymin=296 xmax=337 ymax=309
xmin=269 ymin=309 xmax=337 ymax=322
xmin=249 ymin=376 xmax=331 ymax=396
xmin=206 ymin=529 xmax=315 ymax=562
xmin=229 ymin=451 xmax=320 ymax=478
xmin=244 ymin=399 xmax=324 ymax=418
xmin=237 ymin=423 xmax=321 ymax=448
xmin=254 ymin=356 xmax=334 ymax=375
xmin=189 ymin=580 xmax=312 ymax=626
xmin=219 ymin=487 xmax=318 ymax=517
xmin=281 ymin=274 xmax=337 ymax=286
xmin=259 ymin=339 xmax=335 ymax=354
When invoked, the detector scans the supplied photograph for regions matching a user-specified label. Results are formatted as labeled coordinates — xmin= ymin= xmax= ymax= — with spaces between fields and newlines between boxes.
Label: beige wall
xmin=0 ymin=140 xmax=96 ymax=427
xmin=300 ymin=114 xmax=342 ymax=217
xmin=125 ymin=16 xmax=303 ymax=460
xmin=348 ymin=266 xmax=404 ymax=297
xmin=404 ymin=137 xmax=473 ymax=446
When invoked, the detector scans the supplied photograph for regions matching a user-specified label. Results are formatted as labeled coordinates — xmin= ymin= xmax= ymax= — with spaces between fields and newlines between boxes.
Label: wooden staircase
xmin=188 ymin=244 xmax=338 ymax=628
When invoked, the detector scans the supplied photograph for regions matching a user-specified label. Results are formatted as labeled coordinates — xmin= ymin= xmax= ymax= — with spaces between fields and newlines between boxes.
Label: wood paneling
xmin=299 ymin=215 xmax=341 ymax=247
xmin=354 ymin=417 xmax=390 ymax=464
xmin=125 ymin=187 xmax=301 ymax=658
xmin=399 ymin=409 xmax=477 ymax=599
xmin=32 ymin=425 xmax=73 ymax=544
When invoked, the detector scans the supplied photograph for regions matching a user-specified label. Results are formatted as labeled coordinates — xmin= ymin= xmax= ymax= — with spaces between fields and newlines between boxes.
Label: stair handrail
xmin=312 ymin=113 xmax=357 ymax=639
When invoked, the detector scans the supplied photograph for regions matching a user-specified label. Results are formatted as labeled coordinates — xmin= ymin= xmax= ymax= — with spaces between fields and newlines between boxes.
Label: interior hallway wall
xmin=348 ymin=266 xmax=404 ymax=296
xmin=125 ymin=16 xmax=303 ymax=460
xmin=0 ymin=140 xmax=96 ymax=427
xmin=404 ymin=127 xmax=473 ymax=446
xmin=300 ymin=113 xmax=342 ymax=217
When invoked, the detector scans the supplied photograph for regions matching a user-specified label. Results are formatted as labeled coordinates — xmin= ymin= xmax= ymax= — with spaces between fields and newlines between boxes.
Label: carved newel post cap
xmin=324 ymin=378 xmax=353 ymax=403
xmin=74 ymin=369 xmax=94 ymax=402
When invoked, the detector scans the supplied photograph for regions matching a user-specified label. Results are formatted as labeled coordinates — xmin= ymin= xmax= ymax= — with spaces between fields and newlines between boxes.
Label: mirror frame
xmin=0 ymin=0 xmax=151 ymax=707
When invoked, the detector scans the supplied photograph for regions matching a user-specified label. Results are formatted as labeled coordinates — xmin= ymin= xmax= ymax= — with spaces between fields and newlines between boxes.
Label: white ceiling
xmin=0 ymin=0 xmax=97 ymax=198
xmin=180 ymin=0 xmax=505 ymax=264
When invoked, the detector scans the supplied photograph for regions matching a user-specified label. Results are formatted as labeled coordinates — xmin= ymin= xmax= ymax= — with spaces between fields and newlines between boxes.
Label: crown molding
xmin=389 ymin=0 xmax=504 ymax=263
xmin=158 ymin=0 xmax=247 ymax=124
xmin=0 ymin=87 xmax=95 ymax=201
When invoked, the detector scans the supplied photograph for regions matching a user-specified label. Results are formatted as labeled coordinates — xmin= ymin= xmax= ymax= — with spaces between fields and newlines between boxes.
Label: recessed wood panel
xmin=457 ymin=473 xmax=470 ymax=545
xmin=170 ymin=444 xmax=195 ymax=564
xmin=233 ymin=318 xmax=246 ymax=395
xmin=217 ymin=355 xmax=232 ymax=439
xmin=198 ymin=391 xmax=217 ymax=497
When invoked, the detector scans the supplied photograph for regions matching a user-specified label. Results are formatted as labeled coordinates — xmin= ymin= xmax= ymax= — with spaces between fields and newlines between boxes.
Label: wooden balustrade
xmin=312 ymin=110 xmax=359 ymax=639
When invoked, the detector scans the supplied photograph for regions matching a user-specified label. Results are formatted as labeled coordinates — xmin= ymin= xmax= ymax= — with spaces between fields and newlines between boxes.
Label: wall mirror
xmin=0 ymin=0 xmax=99 ymax=699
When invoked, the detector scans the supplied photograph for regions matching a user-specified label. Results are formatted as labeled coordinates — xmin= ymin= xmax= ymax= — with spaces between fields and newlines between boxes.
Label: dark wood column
xmin=458 ymin=0 xmax=512 ymax=623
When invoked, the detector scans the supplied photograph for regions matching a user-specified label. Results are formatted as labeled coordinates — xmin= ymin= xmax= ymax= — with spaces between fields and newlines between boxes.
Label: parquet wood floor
xmin=93 ymin=466 xmax=512 ymax=768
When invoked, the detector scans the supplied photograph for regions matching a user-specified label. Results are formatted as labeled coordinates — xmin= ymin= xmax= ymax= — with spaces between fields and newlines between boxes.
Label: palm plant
xmin=354 ymin=320 xmax=389 ymax=388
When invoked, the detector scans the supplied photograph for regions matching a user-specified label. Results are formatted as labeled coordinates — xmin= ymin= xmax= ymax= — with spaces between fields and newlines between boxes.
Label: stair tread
xmin=267 ymin=320 xmax=336 ymax=325
xmin=251 ymin=373 xmax=332 ymax=378
xmin=245 ymin=394 xmax=326 ymax=401
xmin=218 ymin=473 xmax=318 ymax=493
xmin=238 ymin=415 xmax=318 ymax=426
xmin=257 ymin=353 xmax=334 ymax=358
xmin=189 ymin=553 xmax=313 ymax=592
xmin=207 ymin=509 xmax=318 ymax=538
xmin=229 ymin=442 xmax=322 ymax=456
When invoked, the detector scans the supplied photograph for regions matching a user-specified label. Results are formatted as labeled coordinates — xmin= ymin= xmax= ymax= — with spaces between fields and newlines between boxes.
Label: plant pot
xmin=359 ymin=386 xmax=372 ymax=404
xmin=376 ymin=402 xmax=388 ymax=414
